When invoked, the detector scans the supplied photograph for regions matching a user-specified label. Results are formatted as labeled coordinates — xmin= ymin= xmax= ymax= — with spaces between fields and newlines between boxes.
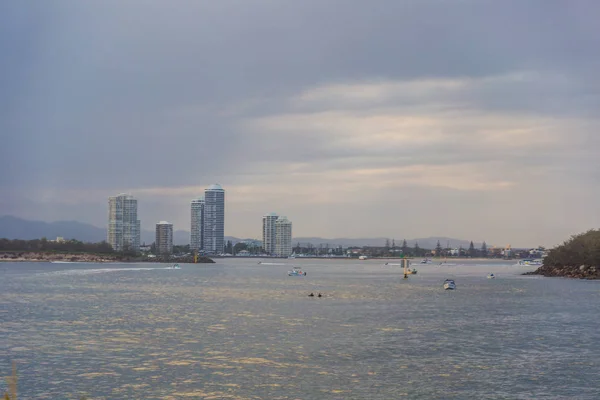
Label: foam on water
xmin=37 ymin=266 xmax=181 ymax=276
xmin=257 ymin=262 xmax=287 ymax=265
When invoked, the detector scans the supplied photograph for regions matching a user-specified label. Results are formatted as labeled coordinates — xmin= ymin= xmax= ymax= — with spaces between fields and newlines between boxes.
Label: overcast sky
xmin=1 ymin=0 xmax=599 ymax=247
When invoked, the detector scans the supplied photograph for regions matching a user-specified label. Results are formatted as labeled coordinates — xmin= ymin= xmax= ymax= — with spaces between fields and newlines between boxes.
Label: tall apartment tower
xmin=275 ymin=216 xmax=292 ymax=257
xmin=190 ymin=197 xmax=205 ymax=253
xmin=262 ymin=213 xmax=279 ymax=255
xmin=155 ymin=221 xmax=173 ymax=255
xmin=107 ymin=193 xmax=141 ymax=252
xmin=203 ymin=184 xmax=225 ymax=254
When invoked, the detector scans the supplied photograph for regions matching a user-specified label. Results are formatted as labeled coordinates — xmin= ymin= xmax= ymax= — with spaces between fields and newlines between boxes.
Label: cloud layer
xmin=1 ymin=0 xmax=599 ymax=246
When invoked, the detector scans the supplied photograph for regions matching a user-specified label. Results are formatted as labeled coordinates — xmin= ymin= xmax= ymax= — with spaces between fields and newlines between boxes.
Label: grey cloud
xmin=1 ymin=0 xmax=599 ymax=245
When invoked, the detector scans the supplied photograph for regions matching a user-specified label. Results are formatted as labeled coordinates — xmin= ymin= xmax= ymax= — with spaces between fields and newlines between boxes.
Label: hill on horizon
xmin=0 ymin=215 xmax=501 ymax=249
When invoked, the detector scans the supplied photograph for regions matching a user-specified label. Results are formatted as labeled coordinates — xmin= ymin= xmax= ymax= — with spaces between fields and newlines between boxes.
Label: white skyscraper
xmin=107 ymin=194 xmax=141 ymax=252
xmin=262 ymin=213 xmax=279 ymax=255
xmin=155 ymin=221 xmax=173 ymax=255
xmin=275 ymin=216 xmax=292 ymax=257
xmin=204 ymin=184 xmax=225 ymax=254
xmin=190 ymin=197 xmax=205 ymax=253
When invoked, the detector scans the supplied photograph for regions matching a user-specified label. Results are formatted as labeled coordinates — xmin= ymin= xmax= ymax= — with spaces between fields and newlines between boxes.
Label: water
xmin=1 ymin=259 xmax=599 ymax=399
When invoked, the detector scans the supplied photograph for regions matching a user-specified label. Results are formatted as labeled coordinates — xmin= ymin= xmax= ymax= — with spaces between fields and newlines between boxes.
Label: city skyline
xmin=107 ymin=194 xmax=140 ymax=252
xmin=262 ymin=213 xmax=279 ymax=255
xmin=2 ymin=1 xmax=599 ymax=248
xmin=262 ymin=213 xmax=293 ymax=257
xmin=190 ymin=197 xmax=204 ymax=253
xmin=155 ymin=220 xmax=173 ymax=255
xmin=203 ymin=184 xmax=225 ymax=254
xmin=274 ymin=216 xmax=293 ymax=257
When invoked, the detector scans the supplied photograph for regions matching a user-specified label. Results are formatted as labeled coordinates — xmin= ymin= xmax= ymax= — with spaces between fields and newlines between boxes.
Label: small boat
xmin=408 ymin=268 xmax=418 ymax=275
xmin=518 ymin=259 xmax=543 ymax=266
xmin=487 ymin=273 xmax=496 ymax=279
xmin=358 ymin=255 xmax=368 ymax=260
xmin=420 ymin=258 xmax=432 ymax=264
xmin=288 ymin=266 xmax=307 ymax=276
xmin=443 ymin=279 xmax=456 ymax=290
xmin=168 ymin=264 xmax=181 ymax=269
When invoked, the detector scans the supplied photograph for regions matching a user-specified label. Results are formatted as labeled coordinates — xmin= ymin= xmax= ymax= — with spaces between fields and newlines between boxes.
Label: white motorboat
xmin=443 ymin=279 xmax=456 ymax=290
xmin=288 ymin=266 xmax=307 ymax=276
xmin=517 ymin=259 xmax=543 ymax=266
xmin=487 ymin=273 xmax=496 ymax=279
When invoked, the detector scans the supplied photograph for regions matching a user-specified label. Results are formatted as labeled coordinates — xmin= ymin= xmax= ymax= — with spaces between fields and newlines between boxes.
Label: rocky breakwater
xmin=524 ymin=264 xmax=600 ymax=279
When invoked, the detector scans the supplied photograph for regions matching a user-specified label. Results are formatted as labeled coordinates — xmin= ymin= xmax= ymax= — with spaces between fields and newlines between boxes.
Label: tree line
xmin=543 ymin=229 xmax=600 ymax=267
xmin=0 ymin=238 xmax=115 ymax=254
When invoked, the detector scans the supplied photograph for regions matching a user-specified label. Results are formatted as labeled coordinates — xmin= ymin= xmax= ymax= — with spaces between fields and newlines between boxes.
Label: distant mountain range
xmin=0 ymin=216 xmax=191 ymax=245
xmin=0 ymin=215 xmax=491 ymax=249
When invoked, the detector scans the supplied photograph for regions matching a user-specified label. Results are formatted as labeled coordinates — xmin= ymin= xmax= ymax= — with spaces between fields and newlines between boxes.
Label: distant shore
xmin=280 ymin=256 xmax=517 ymax=262
xmin=0 ymin=251 xmax=215 ymax=264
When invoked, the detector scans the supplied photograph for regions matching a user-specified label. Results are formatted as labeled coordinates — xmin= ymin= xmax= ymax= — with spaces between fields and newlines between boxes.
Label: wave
xmin=38 ymin=266 xmax=180 ymax=276
xmin=257 ymin=262 xmax=287 ymax=265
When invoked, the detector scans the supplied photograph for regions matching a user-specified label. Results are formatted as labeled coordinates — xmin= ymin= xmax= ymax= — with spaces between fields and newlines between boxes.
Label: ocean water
xmin=1 ymin=259 xmax=599 ymax=399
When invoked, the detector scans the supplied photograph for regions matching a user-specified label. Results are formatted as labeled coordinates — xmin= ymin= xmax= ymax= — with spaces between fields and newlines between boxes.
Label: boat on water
xmin=487 ymin=273 xmax=496 ymax=279
xmin=358 ymin=255 xmax=368 ymax=260
xmin=518 ymin=259 xmax=543 ymax=266
xmin=443 ymin=279 xmax=456 ymax=290
xmin=408 ymin=268 xmax=418 ymax=275
xmin=288 ymin=266 xmax=307 ymax=276
xmin=167 ymin=264 xmax=181 ymax=269
xmin=288 ymin=252 xmax=297 ymax=259
xmin=420 ymin=258 xmax=432 ymax=264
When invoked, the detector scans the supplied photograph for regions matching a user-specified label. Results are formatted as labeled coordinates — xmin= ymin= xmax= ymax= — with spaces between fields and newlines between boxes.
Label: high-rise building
xmin=155 ymin=221 xmax=173 ymax=255
xmin=262 ymin=213 xmax=279 ymax=255
xmin=108 ymin=194 xmax=140 ymax=252
xmin=275 ymin=216 xmax=292 ymax=257
xmin=190 ymin=197 xmax=205 ymax=253
xmin=204 ymin=184 xmax=225 ymax=254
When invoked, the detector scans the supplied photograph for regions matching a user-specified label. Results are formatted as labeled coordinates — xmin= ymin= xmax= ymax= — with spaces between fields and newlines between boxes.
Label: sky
xmin=1 ymin=0 xmax=599 ymax=247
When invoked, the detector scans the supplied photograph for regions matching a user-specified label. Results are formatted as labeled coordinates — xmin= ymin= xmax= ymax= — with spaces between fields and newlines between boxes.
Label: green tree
xmin=543 ymin=229 xmax=600 ymax=267
xmin=435 ymin=240 xmax=443 ymax=257
xmin=401 ymin=239 xmax=408 ymax=255
xmin=481 ymin=241 xmax=488 ymax=258
xmin=414 ymin=242 xmax=421 ymax=257
xmin=468 ymin=241 xmax=475 ymax=257
xmin=233 ymin=242 xmax=248 ymax=254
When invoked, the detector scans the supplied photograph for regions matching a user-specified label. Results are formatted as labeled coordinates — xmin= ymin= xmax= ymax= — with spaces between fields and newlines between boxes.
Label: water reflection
xmin=1 ymin=259 xmax=599 ymax=399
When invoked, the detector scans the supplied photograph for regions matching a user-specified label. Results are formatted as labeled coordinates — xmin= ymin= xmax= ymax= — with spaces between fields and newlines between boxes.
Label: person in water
xmin=318 ymin=293 xmax=322 ymax=298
